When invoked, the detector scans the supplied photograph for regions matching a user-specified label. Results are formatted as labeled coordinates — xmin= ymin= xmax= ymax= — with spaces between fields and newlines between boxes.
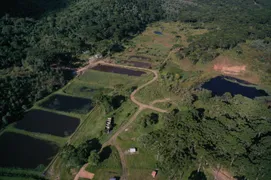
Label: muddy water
xmin=41 ymin=94 xmax=93 ymax=114
xmin=202 ymin=76 xmax=268 ymax=98
xmin=0 ymin=132 xmax=59 ymax=169
xmin=15 ymin=109 xmax=80 ymax=137
xmin=92 ymin=64 xmax=146 ymax=76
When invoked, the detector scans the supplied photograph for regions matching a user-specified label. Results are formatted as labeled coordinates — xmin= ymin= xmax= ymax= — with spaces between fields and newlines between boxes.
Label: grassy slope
xmin=86 ymin=146 xmax=122 ymax=180
xmin=116 ymin=109 xmax=168 ymax=180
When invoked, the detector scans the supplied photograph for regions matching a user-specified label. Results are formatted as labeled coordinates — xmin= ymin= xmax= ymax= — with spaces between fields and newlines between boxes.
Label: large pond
xmin=41 ymin=94 xmax=93 ymax=114
xmin=92 ymin=64 xmax=146 ymax=76
xmin=202 ymin=76 xmax=269 ymax=98
xmin=0 ymin=132 xmax=59 ymax=169
xmin=15 ymin=109 xmax=80 ymax=137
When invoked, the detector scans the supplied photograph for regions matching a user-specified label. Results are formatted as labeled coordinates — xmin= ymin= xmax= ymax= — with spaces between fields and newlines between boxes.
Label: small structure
xmin=109 ymin=178 xmax=116 ymax=180
xmin=105 ymin=117 xmax=113 ymax=134
xmin=151 ymin=170 xmax=158 ymax=178
xmin=128 ymin=148 xmax=137 ymax=154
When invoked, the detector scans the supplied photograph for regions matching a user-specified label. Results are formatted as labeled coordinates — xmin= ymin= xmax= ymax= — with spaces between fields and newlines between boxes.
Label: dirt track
xmin=74 ymin=163 xmax=95 ymax=180
xmin=74 ymin=62 xmax=170 ymax=180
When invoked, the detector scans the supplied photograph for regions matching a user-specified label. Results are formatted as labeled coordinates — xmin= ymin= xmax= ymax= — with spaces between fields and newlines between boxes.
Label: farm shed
xmin=128 ymin=148 xmax=137 ymax=153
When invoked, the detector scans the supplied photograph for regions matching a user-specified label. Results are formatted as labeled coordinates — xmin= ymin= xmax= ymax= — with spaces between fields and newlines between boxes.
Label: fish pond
xmin=0 ymin=132 xmax=59 ymax=169
xmin=64 ymin=82 xmax=111 ymax=98
xmin=40 ymin=94 xmax=93 ymax=114
xmin=154 ymin=31 xmax=163 ymax=35
xmin=92 ymin=64 xmax=146 ymax=76
xmin=15 ymin=109 xmax=80 ymax=137
xmin=202 ymin=76 xmax=269 ymax=98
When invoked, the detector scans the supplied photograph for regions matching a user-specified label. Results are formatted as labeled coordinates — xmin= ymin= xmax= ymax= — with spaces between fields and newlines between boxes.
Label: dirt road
xmin=74 ymin=62 xmax=170 ymax=180
xmin=74 ymin=163 xmax=95 ymax=180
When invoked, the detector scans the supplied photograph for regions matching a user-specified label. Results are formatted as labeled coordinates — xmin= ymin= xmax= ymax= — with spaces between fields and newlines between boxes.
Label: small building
xmin=105 ymin=117 xmax=113 ymax=134
xmin=128 ymin=148 xmax=137 ymax=153
xmin=109 ymin=178 xmax=116 ymax=180
xmin=151 ymin=170 xmax=158 ymax=178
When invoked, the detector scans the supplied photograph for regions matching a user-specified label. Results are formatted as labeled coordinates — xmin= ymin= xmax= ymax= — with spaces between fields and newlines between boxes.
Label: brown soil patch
xmin=211 ymin=56 xmax=260 ymax=84
xmin=74 ymin=163 xmax=95 ymax=180
xmin=212 ymin=56 xmax=246 ymax=75
xmin=212 ymin=169 xmax=236 ymax=180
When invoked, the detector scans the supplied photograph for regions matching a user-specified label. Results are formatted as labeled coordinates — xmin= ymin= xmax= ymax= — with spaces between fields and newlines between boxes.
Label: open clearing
xmin=0 ymin=132 xmax=59 ymax=169
xmin=14 ymin=109 xmax=80 ymax=137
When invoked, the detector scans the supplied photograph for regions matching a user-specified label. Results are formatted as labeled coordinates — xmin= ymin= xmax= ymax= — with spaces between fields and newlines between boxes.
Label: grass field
xmin=115 ymin=109 xmax=168 ymax=179
xmin=135 ymin=80 xmax=175 ymax=104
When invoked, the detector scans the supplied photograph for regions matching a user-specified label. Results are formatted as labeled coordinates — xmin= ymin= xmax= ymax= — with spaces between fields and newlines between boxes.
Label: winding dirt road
xmin=74 ymin=62 xmax=170 ymax=180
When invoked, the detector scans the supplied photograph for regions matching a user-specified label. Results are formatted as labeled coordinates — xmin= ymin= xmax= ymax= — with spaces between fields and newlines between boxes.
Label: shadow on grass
xmin=99 ymin=146 xmax=112 ymax=162
xmin=188 ymin=170 xmax=207 ymax=180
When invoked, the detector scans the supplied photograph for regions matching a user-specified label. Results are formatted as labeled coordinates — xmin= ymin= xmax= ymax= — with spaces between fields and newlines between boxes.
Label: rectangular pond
xmin=92 ymin=64 xmax=146 ymax=76
xmin=40 ymin=94 xmax=93 ymax=114
xmin=14 ymin=109 xmax=80 ymax=137
xmin=0 ymin=132 xmax=59 ymax=169
xmin=202 ymin=76 xmax=269 ymax=99
xmin=64 ymin=82 xmax=111 ymax=98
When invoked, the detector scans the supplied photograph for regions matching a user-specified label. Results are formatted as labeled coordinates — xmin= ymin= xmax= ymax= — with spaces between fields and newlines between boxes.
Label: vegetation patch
xmin=86 ymin=146 xmax=121 ymax=180
xmin=78 ymin=69 xmax=151 ymax=90
xmin=14 ymin=109 xmax=80 ymax=137
xmin=63 ymin=81 xmax=112 ymax=99
xmin=120 ymin=60 xmax=152 ymax=69
xmin=40 ymin=94 xmax=93 ymax=114
xmin=91 ymin=64 xmax=146 ymax=76
xmin=0 ymin=132 xmax=59 ymax=169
